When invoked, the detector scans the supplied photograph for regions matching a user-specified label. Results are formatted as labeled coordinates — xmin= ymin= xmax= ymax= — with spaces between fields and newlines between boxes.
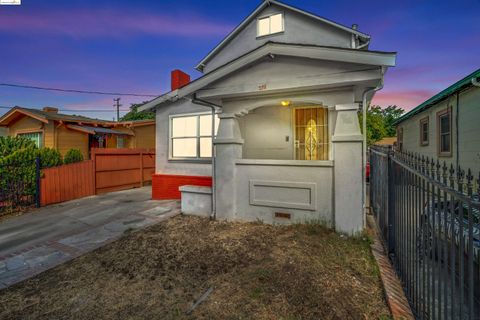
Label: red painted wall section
xmin=152 ymin=174 xmax=212 ymax=200
xmin=171 ymin=69 xmax=190 ymax=91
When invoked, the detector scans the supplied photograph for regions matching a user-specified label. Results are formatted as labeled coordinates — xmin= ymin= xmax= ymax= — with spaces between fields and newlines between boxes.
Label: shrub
xmin=63 ymin=149 xmax=84 ymax=164
xmin=0 ymin=136 xmax=37 ymax=157
xmin=38 ymin=148 xmax=63 ymax=168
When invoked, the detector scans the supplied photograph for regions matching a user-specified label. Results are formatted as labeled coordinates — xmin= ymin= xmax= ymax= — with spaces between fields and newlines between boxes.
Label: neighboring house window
xmin=117 ymin=136 xmax=124 ymax=148
xmin=17 ymin=131 xmax=42 ymax=148
xmin=420 ymin=117 xmax=429 ymax=146
xmin=437 ymin=108 xmax=452 ymax=156
xmin=397 ymin=127 xmax=403 ymax=151
xmin=257 ymin=13 xmax=284 ymax=37
xmin=169 ymin=113 xmax=219 ymax=159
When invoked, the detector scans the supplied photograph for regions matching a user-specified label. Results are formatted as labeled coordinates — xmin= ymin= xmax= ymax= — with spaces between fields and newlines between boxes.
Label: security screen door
xmin=294 ymin=107 xmax=329 ymax=160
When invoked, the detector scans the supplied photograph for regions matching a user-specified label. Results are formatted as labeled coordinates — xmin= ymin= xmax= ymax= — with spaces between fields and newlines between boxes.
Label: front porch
xmin=182 ymin=95 xmax=365 ymax=234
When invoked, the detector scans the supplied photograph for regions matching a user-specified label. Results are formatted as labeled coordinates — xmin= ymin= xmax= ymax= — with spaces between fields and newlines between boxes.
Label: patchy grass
xmin=0 ymin=216 xmax=390 ymax=319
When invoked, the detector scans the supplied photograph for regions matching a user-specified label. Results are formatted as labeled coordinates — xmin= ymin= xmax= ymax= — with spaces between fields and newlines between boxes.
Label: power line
xmin=0 ymin=82 xmax=158 ymax=97
xmin=0 ymin=105 xmax=130 ymax=112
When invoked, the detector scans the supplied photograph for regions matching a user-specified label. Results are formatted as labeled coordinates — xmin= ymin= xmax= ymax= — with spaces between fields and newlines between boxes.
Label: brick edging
xmin=367 ymin=215 xmax=415 ymax=320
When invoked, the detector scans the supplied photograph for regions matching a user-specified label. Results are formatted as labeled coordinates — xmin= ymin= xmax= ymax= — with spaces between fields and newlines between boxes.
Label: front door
xmin=294 ymin=107 xmax=329 ymax=160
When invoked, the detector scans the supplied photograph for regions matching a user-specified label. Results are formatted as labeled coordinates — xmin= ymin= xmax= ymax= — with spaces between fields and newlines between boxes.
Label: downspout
xmin=456 ymin=92 xmax=459 ymax=169
xmin=190 ymin=94 xmax=220 ymax=220
xmin=361 ymin=77 xmax=384 ymax=225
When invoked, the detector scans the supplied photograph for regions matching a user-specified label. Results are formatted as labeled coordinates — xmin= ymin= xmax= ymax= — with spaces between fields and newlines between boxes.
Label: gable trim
xmin=0 ymin=107 xmax=49 ymax=126
xmin=195 ymin=0 xmax=370 ymax=72
xmin=139 ymin=42 xmax=396 ymax=112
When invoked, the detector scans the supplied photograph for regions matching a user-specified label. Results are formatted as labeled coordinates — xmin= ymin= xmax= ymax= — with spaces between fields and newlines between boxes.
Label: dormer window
xmin=257 ymin=13 xmax=284 ymax=37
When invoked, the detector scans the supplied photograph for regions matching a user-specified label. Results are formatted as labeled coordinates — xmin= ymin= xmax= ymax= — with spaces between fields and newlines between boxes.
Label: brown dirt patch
xmin=0 ymin=216 xmax=390 ymax=319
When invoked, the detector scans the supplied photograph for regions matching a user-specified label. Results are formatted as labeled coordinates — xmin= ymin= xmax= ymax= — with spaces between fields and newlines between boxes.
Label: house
xmin=0 ymin=127 xmax=7 ymax=136
xmin=0 ymin=106 xmax=155 ymax=159
xmin=394 ymin=68 xmax=480 ymax=174
xmin=374 ymin=136 xmax=397 ymax=146
xmin=139 ymin=0 xmax=396 ymax=234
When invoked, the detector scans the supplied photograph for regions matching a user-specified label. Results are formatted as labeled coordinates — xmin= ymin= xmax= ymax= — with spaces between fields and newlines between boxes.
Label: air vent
xmin=275 ymin=212 xmax=291 ymax=219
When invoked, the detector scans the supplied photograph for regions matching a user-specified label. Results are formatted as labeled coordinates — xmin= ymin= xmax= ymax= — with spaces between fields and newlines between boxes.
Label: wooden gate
xmin=40 ymin=148 xmax=155 ymax=206
xmin=92 ymin=148 xmax=155 ymax=194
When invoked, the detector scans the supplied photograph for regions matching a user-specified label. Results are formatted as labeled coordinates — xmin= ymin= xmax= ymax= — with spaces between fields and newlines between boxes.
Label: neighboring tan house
xmin=140 ymin=0 xmax=396 ymax=234
xmin=0 ymin=106 xmax=155 ymax=159
xmin=374 ymin=136 xmax=397 ymax=146
xmin=394 ymin=68 xmax=480 ymax=174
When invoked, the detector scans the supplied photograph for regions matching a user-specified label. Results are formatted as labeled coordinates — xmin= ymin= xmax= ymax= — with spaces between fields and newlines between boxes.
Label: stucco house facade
xmin=140 ymin=0 xmax=396 ymax=234
xmin=394 ymin=69 xmax=480 ymax=174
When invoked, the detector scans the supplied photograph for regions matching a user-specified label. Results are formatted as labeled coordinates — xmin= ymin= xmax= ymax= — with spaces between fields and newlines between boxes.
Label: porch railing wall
xmin=370 ymin=146 xmax=480 ymax=319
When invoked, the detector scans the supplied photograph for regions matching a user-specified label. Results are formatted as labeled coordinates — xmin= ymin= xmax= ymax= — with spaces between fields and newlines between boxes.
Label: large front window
xmin=294 ymin=107 xmax=329 ymax=160
xmin=18 ymin=131 xmax=42 ymax=148
xmin=170 ymin=113 xmax=219 ymax=159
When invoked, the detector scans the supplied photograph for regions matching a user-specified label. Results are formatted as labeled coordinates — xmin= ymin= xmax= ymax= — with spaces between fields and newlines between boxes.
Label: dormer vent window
xmin=257 ymin=13 xmax=284 ymax=37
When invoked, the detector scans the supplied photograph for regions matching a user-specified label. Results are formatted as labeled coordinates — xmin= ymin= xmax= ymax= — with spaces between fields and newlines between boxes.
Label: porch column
xmin=332 ymin=103 xmax=363 ymax=235
xmin=213 ymin=113 xmax=244 ymax=220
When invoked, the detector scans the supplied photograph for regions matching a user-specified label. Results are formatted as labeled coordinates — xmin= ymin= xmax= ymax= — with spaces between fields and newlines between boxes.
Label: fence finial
xmin=449 ymin=163 xmax=455 ymax=188
xmin=457 ymin=165 xmax=465 ymax=194
xmin=442 ymin=161 xmax=448 ymax=184
xmin=466 ymin=168 xmax=473 ymax=197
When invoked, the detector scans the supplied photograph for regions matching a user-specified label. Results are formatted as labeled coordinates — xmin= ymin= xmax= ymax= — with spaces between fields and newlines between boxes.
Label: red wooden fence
xmin=40 ymin=148 xmax=155 ymax=206
xmin=40 ymin=160 xmax=95 ymax=206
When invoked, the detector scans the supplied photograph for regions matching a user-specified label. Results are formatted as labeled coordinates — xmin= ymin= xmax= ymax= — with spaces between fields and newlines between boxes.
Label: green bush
xmin=38 ymin=148 xmax=63 ymax=168
xmin=63 ymin=149 xmax=84 ymax=164
xmin=0 ymin=141 xmax=63 ymax=201
xmin=0 ymin=136 xmax=37 ymax=157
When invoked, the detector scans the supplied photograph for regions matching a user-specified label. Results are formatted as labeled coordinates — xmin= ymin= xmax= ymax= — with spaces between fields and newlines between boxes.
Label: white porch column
xmin=332 ymin=103 xmax=363 ymax=235
xmin=214 ymin=113 xmax=244 ymax=220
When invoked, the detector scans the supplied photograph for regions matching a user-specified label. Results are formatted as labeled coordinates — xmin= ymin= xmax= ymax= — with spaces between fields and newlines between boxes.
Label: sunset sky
xmin=1 ymin=0 xmax=479 ymax=120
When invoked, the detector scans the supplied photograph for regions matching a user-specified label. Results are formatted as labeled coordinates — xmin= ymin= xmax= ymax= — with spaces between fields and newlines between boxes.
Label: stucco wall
xmin=203 ymin=3 xmax=352 ymax=73
xmin=155 ymin=99 xmax=213 ymax=176
xmin=397 ymin=86 xmax=479 ymax=174
xmin=234 ymin=161 xmax=333 ymax=224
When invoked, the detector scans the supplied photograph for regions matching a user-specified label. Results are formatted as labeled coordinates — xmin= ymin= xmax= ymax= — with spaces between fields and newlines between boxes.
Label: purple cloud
xmin=0 ymin=8 xmax=233 ymax=38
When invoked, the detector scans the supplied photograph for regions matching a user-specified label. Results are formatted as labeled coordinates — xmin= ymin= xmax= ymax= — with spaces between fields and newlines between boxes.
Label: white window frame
xmin=168 ymin=112 xmax=218 ymax=161
xmin=256 ymin=12 xmax=284 ymax=38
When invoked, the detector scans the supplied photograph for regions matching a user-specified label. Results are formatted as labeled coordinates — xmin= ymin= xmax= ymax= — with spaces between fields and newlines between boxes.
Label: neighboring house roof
xmin=139 ymin=42 xmax=396 ymax=112
xmin=394 ymin=68 xmax=480 ymax=125
xmin=195 ymin=0 xmax=370 ymax=72
xmin=0 ymin=107 xmax=107 ymax=126
xmin=0 ymin=106 xmax=155 ymax=128
xmin=66 ymin=125 xmax=134 ymax=136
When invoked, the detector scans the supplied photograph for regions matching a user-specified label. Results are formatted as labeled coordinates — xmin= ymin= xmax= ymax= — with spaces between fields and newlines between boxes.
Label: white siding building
xmin=140 ymin=0 xmax=396 ymax=235
xmin=395 ymin=69 xmax=480 ymax=175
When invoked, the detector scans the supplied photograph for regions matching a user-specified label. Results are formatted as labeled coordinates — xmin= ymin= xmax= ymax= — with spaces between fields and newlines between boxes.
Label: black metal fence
xmin=0 ymin=157 xmax=40 ymax=215
xmin=370 ymin=146 xmax=480 ymax=319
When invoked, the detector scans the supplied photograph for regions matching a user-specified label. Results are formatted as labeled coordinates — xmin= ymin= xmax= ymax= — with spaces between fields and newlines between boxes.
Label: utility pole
xmin=113 ymin=98 xmax=121 ymax=122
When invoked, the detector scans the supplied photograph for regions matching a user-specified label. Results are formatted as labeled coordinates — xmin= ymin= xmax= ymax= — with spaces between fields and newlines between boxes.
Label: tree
xmin=120 ymin=102 xmax=155 ymax=121
xmin=359 ymin=105 xmax=404 ymax=145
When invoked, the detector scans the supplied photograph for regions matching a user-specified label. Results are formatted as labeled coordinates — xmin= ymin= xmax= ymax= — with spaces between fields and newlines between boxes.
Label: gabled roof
xmin=0 ymin=106 xmax=155 ymax=128
xmin=394 ymin=68 xmax=480 ymax=125
xmin=0 ymin=107 xmax=107 ymax=126
xmin=139 ymin=42 xmax=396 ymax=112
xmin=195 ymin=0 xmax=370 ymax=72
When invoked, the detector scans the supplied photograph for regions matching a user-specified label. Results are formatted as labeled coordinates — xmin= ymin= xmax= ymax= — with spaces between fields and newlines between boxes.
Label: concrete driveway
xmin=0 ymin=187 xmax=179 ymax=289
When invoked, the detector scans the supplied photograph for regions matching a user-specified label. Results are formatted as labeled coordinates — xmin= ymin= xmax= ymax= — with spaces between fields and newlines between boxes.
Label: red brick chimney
xmin=171 ymin=69 xmax=190 ymax=91
xmin=42 ymin=107 xmax=59 ymax=113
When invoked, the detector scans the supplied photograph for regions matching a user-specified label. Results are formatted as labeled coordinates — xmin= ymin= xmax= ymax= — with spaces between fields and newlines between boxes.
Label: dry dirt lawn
xmin=0 ymin=216 xmax=390 ymax=320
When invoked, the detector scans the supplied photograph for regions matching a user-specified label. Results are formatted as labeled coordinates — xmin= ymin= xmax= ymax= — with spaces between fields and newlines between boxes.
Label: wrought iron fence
xmin=0 ymin=157 xmax=40 ymax=215
xmin=370 ymin=146 xmax=480 ymax=319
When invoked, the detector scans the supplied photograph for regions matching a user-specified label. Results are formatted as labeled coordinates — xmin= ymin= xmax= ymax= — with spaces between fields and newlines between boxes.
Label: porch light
xmin=281 ymin=100 xmax=291 ymax=107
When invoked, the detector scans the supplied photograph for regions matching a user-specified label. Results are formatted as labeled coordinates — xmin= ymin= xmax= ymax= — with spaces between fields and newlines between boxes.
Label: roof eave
xmin=195 ymin=0 xmax=370 ymax=72
xmin=143 ymin=43 xmax=396 ymax=112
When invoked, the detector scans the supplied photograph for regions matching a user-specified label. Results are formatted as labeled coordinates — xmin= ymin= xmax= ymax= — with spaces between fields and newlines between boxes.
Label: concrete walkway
xmin=0 ymin=187 xmax=179 ymax=289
